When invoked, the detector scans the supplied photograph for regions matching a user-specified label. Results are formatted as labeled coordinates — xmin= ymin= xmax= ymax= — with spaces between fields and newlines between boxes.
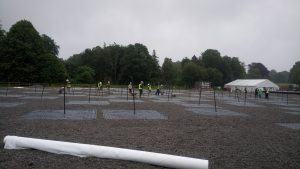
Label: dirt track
xmin=0 ymin=87 xmax=300 ymax=169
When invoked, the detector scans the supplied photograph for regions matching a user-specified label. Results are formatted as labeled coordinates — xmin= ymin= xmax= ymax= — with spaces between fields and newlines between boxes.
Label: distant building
xmin=224 ymin=79 xmax=279 ymax=92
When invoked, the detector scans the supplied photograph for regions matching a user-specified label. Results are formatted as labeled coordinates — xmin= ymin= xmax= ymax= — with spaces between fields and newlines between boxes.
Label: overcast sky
xmin=1 ymin=0 xmax=299 ymax=71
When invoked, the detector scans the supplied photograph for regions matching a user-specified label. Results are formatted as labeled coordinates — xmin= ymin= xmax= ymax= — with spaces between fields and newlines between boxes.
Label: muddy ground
xmin=0 ymin=87 xmax=299 ymax=169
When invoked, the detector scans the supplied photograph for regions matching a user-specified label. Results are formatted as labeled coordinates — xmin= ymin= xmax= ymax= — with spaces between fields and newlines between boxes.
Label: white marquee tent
xmin=224 ymin=79 xmax=280 ymax=92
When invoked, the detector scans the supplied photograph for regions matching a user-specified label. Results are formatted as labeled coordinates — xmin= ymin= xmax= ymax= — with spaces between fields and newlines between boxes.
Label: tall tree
xmin=181 ymin=62 xmax=201 ymax=87
xmin=181 ymin=57 xmax=191 ymax=68
xmin=0 ymin=24 xmax=5 ymax=41
xmin=247 ymin=62 xmax=269 ymax=79
xmin=0 ymin=20 xmax=45 ymax=82
xmin=161 ymin=58 xmax=176 ymax=85
xmin=202 ymin=49 xmax=222 ymax=69
xmin=269 ymin=69 xmax=289 ymax=83
xmin=119 ymin=43 xmax=157 ymax=84
xmin=73 ymin=66 xmax=95 ymax=84
xmin=37 ymin=54 xmax=66 ymax=83
xmin=289 ymin=61 xmax=300 ymax=85
xmin=0 ymin=20 xmax=66 ymax=83
xmin=230 ymin=57 xmax=246 ymax=79
xmin=147 ymin=50 xmax=161 ymax=83
xmin=206 ymin=68 xmax=223 ymax=86
xmin=220 ymin=56 xmax=233 ymax=83
xmin=173 ymin=61 xmax=183 ymax=85
xmin=41 ymin=34 xmax=60 ymax=56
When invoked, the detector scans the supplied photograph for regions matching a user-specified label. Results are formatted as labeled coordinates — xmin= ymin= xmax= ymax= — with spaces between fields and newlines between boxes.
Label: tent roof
xmin=224 ymin=79 xmax=279 ymax=89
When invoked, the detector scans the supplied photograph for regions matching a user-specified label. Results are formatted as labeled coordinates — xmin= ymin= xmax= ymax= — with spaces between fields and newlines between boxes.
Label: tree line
xmin=0 ymin=20 xmax=299 ymax=87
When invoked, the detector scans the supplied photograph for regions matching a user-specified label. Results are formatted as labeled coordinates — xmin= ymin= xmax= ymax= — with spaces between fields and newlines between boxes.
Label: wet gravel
xmin=0 ymin=87 xmax=300 ymax=169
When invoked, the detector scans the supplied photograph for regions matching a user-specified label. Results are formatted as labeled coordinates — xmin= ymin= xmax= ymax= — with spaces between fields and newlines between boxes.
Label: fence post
xmin=41 ymin=85 xmax=45 ymax=99
xmin=6 ymin=82 xmax=9 ymax=96
xmin=132 ymin=85 xmax=136 ymax=115
xmin=64 ymin=84 xmax=66 ymax=116
xmin=198 ymin=83 xmax=202 ymax=105
xmin=213 ymin=87 xmax=217 ymax=112
xmin=88 ymin=85 xmax=91 ymax=103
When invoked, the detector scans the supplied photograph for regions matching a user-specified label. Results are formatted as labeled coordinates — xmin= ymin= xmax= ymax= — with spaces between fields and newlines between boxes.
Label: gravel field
xmin=0 ymin=87 xmax=300 ymax=169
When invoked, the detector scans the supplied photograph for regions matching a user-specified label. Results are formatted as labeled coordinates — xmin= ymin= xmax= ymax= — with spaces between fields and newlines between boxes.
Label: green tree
xmin=73 ymin=66 xmax=95 ymax=84
xmin=38 ymin=54 xmax=67 ymax=83
xmin=0 ymin=20 xmax=66 ymax=83
xmin=269 ymin=69 xmax=289 ymax=83
xmin=181 ymin=62 xmax=201 ymax=87
xmin=104 ymin=44 xmax=125 ymax=83
xmin=173 ymin=61 xmax=183 ymax=85
xmin=41 ymin=34 xmax=59 ymax=55
xmin=247 ymin=68 xmax=261 ymax=79
xmin=0 ymin=20 xmax=45 ymax=82
xmin=202 ymin=49 xmax=222 ymax=69
xmin=220 ymin=56 xmax=233 ymax=83
xmin=0 ymin=24 xmax=5 ymax=41
xmin=65 ymin=43 xmax=160 ymax=85
xmin=191 ymin=55 xmax=203 ymax=66
xmin=161 ymin=58 xmax=176 ymax=85
xmin=181 ymin=57 xmax=191 ymax=68
xmin=247 ymin=62 xmax=269 ymax=79
xmin=147 ymin=50 xmax=161 ymax=83
xmin=220 ymin=56 xmax=246 ymax=83
xmin=119 ymin=44 xmax=153 ymax=84
xmin=289 ymin=61 xmax=300 ymax=85
xmin=0 ymin=24 xmax=6 ymax=80
xmin=230 ymin=57 xmax=246 ymax=79
xmin=206 ymin=68 xmax=223 ymax=86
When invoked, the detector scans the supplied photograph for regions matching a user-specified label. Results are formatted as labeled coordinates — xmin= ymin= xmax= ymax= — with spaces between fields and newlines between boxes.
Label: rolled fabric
xmin=4 ymin=135 xmax=208 ymax=169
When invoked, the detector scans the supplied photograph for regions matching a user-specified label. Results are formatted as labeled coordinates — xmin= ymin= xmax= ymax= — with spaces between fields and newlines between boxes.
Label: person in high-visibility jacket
xmin=138 ymin=81 xmax=144 ymax=98
xmin=66 ymin=78 xmax=71 ymax=93
xmin=97 ymin=81 xmax=103 ymax=90
xmin=147 ymin=83 xmax=152 ymax=96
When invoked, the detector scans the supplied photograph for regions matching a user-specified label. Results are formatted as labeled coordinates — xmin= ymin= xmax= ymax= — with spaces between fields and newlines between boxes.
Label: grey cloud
xmin=1 ymin=0 xmax=299 ymax=71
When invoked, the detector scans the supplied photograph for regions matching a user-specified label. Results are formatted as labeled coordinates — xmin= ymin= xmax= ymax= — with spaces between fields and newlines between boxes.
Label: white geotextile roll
xmin=4 ymin=135 xmax=208 ymax=169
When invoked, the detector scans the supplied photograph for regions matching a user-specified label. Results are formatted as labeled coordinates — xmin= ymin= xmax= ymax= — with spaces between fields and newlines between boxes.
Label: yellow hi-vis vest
xmin=138 ymin=83 xmax=143 ymax=90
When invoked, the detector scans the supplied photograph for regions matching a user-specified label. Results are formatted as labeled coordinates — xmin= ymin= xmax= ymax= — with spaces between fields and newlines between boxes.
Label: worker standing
xmin=254 ymin=88 xmax=258 ymax=98
xmin=265 ymin=87 xmax=269 ymax=99
xmin=155 ymin=84 xmax=160 ymax=95
xmin=97 ymin=81 xmax=103 ymax=90
xmin=138 ymin=81 xmax=144 ymax=98
xmin=128 ymin=82 xmax=133 ymax=95
xmin=147 ymin=83 xmax=152 ymax=96
xmin=258 ymin=88 xmax=262 ymax=98
xmin=66 ymin=78 xmax=71 ymax=93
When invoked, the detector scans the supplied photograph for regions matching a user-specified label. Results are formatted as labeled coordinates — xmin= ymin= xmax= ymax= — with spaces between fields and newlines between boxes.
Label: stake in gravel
xmin=198 ymin=82 xmax=202 ymax=105
xmin=88 ymin=85 xmax=91 ymax=103
xmin=41 ymin=85 xmax=45 ymax=100
xmin=132 ymin=85 xmax=136 ymax=115
xmin=6 ymin=82 xmax=9 ymax=96
xmin=213 ymin=87 xmax=217 ymax=112
xmin=126 ymin=86 xmax=128 ymax=101
xmin=167 ymin=85 xmax=170 ymax=101
xmin=63 ymin=83 xmax=66 ymax=116
xmin=171 ymin=85 xmax=174 ymax=100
